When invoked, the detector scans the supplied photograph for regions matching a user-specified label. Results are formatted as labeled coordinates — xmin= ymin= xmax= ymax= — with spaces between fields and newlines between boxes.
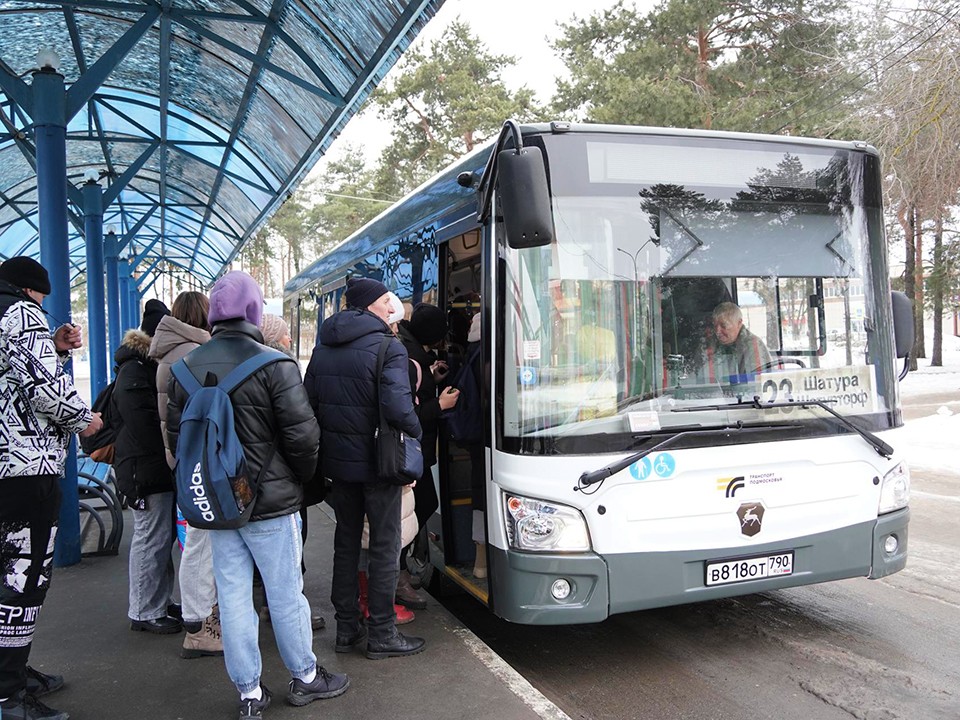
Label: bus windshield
xmin=500 ymin=133 xmax=898 ymax=450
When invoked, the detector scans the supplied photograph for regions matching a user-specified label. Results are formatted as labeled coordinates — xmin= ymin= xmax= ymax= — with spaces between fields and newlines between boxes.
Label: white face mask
xmin=386 ymin=292 xmax=405 ymax=325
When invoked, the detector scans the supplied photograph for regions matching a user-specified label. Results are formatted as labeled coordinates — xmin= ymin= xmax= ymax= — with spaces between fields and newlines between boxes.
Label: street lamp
xmin=36 ymin=47 xmax=61 ymax=72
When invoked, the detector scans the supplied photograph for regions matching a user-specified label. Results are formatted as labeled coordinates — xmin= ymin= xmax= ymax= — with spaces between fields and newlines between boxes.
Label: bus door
xmin=435 ymin=230 xmax=489 ymax=604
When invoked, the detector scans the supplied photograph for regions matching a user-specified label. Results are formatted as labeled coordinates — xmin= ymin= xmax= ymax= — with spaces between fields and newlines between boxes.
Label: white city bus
xmin=285 ymin=121 xmax=914 ymax=624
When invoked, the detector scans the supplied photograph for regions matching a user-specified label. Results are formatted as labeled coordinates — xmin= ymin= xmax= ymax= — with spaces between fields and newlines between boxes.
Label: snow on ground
xmin=890 ymin=325 xmax=960 ymax=476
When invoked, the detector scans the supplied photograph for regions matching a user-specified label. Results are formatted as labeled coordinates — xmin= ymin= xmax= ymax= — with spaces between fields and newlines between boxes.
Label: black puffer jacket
xmin=112 ymin=329 xmax=173 ymax=499
xmin=397 ymin=321 xmax=443 ymax=466
xmin=304 ymin=309 xmax=421 ymax=483
xmin=166 ymin=319 xmax=319 ymax=521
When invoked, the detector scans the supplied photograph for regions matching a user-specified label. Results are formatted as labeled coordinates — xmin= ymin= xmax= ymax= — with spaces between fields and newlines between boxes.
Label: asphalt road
xmin=439 ymin=391 xmax=960 ymax=720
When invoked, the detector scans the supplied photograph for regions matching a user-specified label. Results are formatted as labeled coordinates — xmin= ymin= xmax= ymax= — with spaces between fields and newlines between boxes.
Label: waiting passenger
xmin=304 ymin=277 xmax=425 ymax=660
xmin=0 ymin=257 xmax=100 ymax=720
xmin=115 ymin=300 xmax=184 ymax=638
xmin=149 ymin=291 xmax=222 ymax=659
xmin=167 ymin=271 xmax=346 ymax=717
xmin=705 ymin=301 xmax=772 ymax=382
xmin=396 ymin=304 xmax=459 ymax=608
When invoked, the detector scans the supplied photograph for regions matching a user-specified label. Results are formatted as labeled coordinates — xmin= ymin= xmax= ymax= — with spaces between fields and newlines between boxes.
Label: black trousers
xmin=329 ymin=481 xmax=401 ymax=642
xmin=0 ymin=475 xmax=61 ymax=699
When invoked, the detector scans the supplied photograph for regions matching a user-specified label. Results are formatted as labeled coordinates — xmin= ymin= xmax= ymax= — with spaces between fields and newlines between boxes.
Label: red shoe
xmin=359 ymin=571 xmax=413 ymax=624
xmin=394 ymin=603 xmax=415 ymax=625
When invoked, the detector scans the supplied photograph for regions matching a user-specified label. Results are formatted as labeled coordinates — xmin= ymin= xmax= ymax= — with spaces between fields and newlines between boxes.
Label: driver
xmin=705 ymin=302 xmax=771 ymax=382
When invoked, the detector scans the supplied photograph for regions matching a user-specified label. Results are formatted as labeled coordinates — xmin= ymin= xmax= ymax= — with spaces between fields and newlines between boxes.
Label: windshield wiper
xmin=671 ymin=396 xmax=893 ymax=458
xmin=576 ymin=425 xmax=780 ymax=491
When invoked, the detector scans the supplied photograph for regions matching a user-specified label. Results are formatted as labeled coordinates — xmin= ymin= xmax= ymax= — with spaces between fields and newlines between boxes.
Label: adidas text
xmin=190 ymin=462 xmax=216 ymax=522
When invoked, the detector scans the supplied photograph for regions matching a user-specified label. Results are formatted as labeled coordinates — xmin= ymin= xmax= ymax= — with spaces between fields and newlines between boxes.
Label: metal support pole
xmin=119 ymin=260 xmax=132 ymax=333
xmin=128 ymin=274 xmax=140 ymax=330
xmin=105 ymin=230 xmax=121 ymax=363
xmin=33 ymin=64 xmax=81 ymax=567
xmin=82 ymin=179 xmax=108 ymax=399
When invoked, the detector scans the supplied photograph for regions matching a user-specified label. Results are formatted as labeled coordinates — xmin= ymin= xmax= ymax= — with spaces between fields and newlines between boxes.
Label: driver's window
xmin=734 ymin=278 xmax=780 ymax=353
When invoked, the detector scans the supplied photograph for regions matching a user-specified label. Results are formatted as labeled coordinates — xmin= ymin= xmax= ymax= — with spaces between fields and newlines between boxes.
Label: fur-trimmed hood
xmin=114 ymin=328 xmax=154 ymax=365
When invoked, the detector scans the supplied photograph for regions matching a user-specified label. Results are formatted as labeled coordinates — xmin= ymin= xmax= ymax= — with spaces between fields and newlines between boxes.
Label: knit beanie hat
xmin=260 ymin=313 xmax=290 ymax=345
xmin=208 ymin=271 xmax=264 ymax=327
xmin=344 ymin=277 xmax=388 ymax=310
xmin=409 ymin=303 xmax=448 ymax=346
xmin=386 ymin=292 xmax=404 ymax=325
xmin=0 ymin=256 xmax=51 ymax=295
xmin=140 ymin=299 xmax=170 ymax=337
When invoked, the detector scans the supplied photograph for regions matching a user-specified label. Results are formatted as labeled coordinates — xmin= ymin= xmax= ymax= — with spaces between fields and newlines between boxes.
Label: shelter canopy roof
xmin=0 ymin=0 xmax=441 ymax=284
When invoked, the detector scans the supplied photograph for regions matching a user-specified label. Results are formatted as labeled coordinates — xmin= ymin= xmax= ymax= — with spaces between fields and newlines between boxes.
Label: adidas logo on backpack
xmin=171 ymin=350 xmax=287 ymax=529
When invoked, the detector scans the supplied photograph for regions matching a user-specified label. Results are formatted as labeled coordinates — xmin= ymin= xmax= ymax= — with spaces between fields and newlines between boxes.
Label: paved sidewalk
xmin=31 ymin=505 xmax=561 ymax=720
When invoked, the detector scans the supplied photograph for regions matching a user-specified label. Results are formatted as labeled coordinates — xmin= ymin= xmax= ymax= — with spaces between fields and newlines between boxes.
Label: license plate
xmin=705 ymin=551 xmax=794 ymax=587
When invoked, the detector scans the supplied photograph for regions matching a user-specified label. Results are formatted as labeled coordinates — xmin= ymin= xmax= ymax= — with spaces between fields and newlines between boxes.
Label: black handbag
xmin=374 ymin=335 xmax=424 ymax=485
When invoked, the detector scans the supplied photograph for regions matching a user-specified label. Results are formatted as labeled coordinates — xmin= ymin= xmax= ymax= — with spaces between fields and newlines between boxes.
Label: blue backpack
xmin=171 ymin=350 xmax=288 ymax=529
xmin=445 ymin=343 xmax=483 ymax=445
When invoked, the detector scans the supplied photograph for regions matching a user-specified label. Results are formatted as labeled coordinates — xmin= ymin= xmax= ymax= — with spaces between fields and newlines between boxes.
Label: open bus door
xmin=427 ymin=232 xmax=491 ymax=606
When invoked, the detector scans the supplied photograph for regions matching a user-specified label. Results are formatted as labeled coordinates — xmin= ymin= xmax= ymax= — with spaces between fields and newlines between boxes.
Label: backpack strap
xmin=171 ymin=349 xmax=289 ymax=396
xmin=218 ymin=349 xmax=290 ymax=394
xmin=171 ymin=358 xmax=203 ymax=395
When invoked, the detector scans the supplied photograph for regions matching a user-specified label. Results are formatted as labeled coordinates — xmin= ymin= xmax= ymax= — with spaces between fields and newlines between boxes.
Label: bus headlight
xmin=503 ymin=493 xmax=590 ymax=552
xmin=878 ymin=462 xmax=910 ymax=514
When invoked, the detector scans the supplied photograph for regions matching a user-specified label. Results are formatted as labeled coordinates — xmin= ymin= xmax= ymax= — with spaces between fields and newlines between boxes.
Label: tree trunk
xmin=900 ymin=203 xmax=918 ymax=371
xmin=914 ymin=207 xmax=925 ymax=359
xmin=931 ymin=213 xmax=944 ymax=367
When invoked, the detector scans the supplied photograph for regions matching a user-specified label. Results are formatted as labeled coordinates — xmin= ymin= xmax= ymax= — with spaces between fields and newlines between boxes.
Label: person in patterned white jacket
xmin=0 ymin=256 xmax=102 ymax=720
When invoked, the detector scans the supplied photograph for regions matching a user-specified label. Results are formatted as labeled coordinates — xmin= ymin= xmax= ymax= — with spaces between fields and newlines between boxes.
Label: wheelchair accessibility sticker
xmin=652 ymin=453 xmax=675 ymax=477
xmin=629 ymin=453 xmax=676 ymax=481
xmin=519 ymin=366 xmax=538 ymax=386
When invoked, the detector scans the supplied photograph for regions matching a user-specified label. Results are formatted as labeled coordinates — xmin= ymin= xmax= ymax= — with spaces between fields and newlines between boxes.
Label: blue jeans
xmin=209 ymin=513 xmax=316 ymax=694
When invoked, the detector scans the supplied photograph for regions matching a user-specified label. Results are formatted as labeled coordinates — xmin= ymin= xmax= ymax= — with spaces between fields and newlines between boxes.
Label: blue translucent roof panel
xmin=0 ymin=0 xmax=444 ymax=285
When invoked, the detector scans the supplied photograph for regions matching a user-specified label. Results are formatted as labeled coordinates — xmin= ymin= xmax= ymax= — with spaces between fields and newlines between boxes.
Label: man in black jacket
xmin=167 ymin=271 xmax=347 ymax=718
xmin=304 ymin=277 xmax=424 ymax=660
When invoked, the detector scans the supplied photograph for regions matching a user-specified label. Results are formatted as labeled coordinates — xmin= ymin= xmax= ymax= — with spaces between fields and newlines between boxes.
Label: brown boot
xmin=395 ymin=569 xmax=427 ymax=610
xmin=181 ymin=613 xmax=223 ymax=659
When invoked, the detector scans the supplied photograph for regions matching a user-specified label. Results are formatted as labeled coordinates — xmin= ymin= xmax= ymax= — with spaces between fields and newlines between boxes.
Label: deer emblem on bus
xmin=737 ymin=502 xmax=765 ymax=537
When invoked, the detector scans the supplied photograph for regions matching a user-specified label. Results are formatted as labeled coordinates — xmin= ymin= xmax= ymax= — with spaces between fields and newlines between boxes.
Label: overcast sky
xmin=309 ymin=0 xmax=657 ymax=176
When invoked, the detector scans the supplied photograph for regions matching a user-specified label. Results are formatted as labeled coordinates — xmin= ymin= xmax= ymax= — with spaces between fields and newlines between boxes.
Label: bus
xmin=285 ymin=120 xmax=914 ymax=625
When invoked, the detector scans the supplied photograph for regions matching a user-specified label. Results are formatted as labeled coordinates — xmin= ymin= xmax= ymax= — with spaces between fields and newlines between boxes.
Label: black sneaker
xmin=24 ymin=666 xmax=64 ymax=698
xmin=286 ymin=667 xmax=350 ymax=706
xmin=238 ymin=685 xmax=271 ymax=719
xmin=0 ymin=690 xmax=69 ymax=720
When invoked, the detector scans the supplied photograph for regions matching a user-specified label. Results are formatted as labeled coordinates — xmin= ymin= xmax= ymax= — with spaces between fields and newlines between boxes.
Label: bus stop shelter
xmin=0 ymin=0 xmax=443 ymax=564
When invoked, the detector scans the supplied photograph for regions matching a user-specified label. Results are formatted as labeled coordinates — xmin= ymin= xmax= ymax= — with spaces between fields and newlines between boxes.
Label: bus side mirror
xmin=891 ymin=291 xmax=914 ymax=359
xmin=497 ymin=146 xmax=553 ymax=249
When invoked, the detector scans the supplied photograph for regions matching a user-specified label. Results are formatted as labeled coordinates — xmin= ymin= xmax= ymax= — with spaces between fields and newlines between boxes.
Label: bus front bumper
xmin=489 ymin=509 xmax=909 ymax=624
